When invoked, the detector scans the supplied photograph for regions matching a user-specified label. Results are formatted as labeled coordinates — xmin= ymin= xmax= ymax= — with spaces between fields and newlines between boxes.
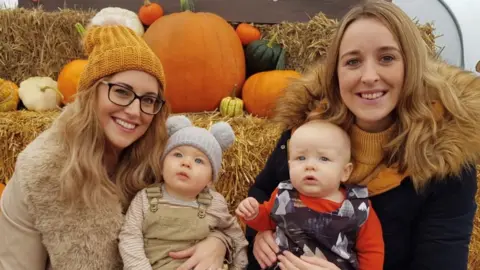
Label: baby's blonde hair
xmin=292 ymin=119 xmax=352 ymax=163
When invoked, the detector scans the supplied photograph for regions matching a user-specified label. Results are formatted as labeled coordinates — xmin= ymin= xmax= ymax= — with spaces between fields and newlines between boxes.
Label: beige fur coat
xmin=0 ymin=123 xmax=124 ymax=269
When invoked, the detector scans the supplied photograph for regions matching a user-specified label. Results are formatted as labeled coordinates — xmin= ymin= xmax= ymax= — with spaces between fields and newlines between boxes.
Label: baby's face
xmin=288 ymin=122 xmax=352 ymax=199
xmin=162 ymin=145 xmax=212 ymax=200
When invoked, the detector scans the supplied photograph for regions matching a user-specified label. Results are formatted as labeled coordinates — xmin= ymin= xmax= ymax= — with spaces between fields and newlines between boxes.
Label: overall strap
xmin=342 ymin=184 xmax=370 ymax=227
xmin=344 ymin=184 xmax=369 ymax=200
xmin=145 ymin=184 xmax=163 ymax=213
xmin=196 ymin=188 xmax=213 ymax=219
xmin=277 ymin=180 xmax=299 ymax=199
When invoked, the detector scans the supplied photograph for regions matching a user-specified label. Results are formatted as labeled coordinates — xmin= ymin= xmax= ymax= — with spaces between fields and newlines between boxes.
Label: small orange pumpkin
xmin=57 ymin=59 xmax=88 ymax=104
xmin=139 ymin=0 xmax=164 ymax=26
xmin=236 ymin=23 xmax=261 ymax=46
xmin=242 ymin=70 xmax=301 ymax=118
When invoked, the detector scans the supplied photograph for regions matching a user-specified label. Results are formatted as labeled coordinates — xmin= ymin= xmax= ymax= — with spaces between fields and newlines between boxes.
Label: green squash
xmin=245 ymin=33 xmax=286 ymax=75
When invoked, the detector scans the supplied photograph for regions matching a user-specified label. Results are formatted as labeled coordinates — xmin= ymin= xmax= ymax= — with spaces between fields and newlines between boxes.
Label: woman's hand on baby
xmin=235 ymin=197 xmax=259 ymax=220
xmin=170 ymin=236 xmax=226 ymax=270
xmin=253 ymin=230 xmax=279 ymax=269
xmin=277 ymin=251 xmax=341 ymax=270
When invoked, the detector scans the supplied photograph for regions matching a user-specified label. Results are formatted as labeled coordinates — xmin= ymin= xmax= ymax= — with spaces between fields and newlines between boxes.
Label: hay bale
xmin=0 ymin=8 xmax=94 ymax=85
xmin=0 ymin=110 xmax=479 ymax=269
xmin=0 ymin=8 xmax=437 ymax=84
xmin=0 ymin=110 xmax=59 ymax=184
xmin=259 ymin=13 xmax=337 ymax=71
xmin=470 ymin=169 xmax=480 ymax=270
xmin=0 ymin=110 xmax=283 ymax=209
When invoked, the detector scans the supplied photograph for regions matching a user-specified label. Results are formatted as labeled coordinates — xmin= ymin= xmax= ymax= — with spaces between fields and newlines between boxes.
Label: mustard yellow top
xmin=348 ymin=125 xmax=407 ymax=196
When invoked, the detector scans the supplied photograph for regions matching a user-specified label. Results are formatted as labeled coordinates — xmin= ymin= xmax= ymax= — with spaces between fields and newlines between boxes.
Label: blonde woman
xmin=0 ymin=22 xmax=232 ymax=270
xmin=246 ymin=1 xmax=480 ymax=270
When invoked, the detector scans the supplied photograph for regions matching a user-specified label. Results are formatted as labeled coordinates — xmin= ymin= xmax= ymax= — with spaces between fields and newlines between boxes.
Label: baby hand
xmin=236 ymin=197 xmax=259 ymax=220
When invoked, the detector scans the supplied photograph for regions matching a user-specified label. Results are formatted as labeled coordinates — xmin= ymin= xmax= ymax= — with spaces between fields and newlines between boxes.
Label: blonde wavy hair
xmin=55 ymin=77 xmax=170 ymax=210
xmin=284 ymin=0 xmax=474 ymax=187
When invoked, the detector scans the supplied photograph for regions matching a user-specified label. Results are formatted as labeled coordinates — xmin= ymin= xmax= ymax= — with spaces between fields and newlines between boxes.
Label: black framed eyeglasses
xmin=101 ymin=81 xmax=165 ymax=115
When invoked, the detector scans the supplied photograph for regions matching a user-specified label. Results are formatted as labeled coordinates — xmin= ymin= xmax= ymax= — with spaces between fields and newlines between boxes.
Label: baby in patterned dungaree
xmin=119 ymin=115 xmax=248 ymax=270
xmin=236 ymin=120 xmax=384 ymax=270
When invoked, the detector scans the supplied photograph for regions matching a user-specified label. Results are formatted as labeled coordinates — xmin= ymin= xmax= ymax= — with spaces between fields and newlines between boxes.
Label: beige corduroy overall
xmin=142 ymin=185 xmax=214 ymax=270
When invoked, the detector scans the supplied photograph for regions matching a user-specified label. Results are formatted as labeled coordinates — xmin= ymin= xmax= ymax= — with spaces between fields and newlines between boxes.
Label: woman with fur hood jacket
xmin=246 ymin=1 xmax=480 ymax=270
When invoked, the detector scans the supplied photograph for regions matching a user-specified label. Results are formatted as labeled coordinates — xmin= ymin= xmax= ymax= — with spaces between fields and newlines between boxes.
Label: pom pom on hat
xmin=166 ymin=115 xmax=193 ymax=136
xmin=89 ymin=7 xmax=144 ymax=37
xmin=83 ymin=8 xmax=144 ymax=55
xmin=210 ymin=122 xmax=235 ymax=151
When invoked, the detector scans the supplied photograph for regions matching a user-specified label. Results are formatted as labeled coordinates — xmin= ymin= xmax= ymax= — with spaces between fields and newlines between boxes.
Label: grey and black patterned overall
xmin=269 ymin=180 xmax=370 ymax=270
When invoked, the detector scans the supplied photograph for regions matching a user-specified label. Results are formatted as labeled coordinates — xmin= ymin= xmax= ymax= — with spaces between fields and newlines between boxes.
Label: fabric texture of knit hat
xmin=162 ymin=115 xmax=235 ymax=182
xmin=77 ymin=22 xmax=165 ymax=91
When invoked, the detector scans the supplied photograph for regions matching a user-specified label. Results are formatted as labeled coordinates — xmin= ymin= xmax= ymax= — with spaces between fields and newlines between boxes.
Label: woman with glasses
xmin=0 ymin=22 xmax=232 ymax=270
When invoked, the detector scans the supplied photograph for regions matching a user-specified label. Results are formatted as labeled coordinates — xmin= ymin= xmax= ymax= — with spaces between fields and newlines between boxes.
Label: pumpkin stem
xmin=75 ymin=23 xmax=86 ymax=37
xmin=180 ymin=0 xmax=195 ymax=12
xmin=143 ymin=0 xmax=151 ymax=5
xmin=267 ymin=33 xmax=279 ymax=48
xmin=231 ymin=84 xmax=238 ymax=98
xmin=40 ymin=86 xmax=64 ymax=100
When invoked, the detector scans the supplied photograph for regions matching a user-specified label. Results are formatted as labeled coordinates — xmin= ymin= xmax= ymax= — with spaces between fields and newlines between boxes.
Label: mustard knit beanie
xmin=77 ymin=24 xmax=166 ymax=91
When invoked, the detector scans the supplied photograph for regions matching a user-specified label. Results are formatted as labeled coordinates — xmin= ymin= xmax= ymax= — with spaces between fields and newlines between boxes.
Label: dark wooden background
xmin=17 ymin=0 xmax=384 ymax=24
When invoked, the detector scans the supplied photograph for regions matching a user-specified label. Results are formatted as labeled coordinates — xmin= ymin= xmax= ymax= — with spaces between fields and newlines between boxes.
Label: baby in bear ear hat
xmin=119 ymin=115 xmax=248 ymax=270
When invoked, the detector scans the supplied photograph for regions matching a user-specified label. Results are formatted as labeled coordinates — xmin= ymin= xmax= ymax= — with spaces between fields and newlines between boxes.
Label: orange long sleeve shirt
xmin=243 ymin=188 xmax=384 ymax=270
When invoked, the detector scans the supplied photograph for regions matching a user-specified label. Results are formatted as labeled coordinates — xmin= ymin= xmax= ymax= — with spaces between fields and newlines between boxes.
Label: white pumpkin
xmin=90 ymin=7 xmax=145 ymax=36
xmin=18 ymin=77 xmax=63 ymax=111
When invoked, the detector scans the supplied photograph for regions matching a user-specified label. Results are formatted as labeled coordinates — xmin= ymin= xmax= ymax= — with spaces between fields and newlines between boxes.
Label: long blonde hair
xmin=56 ymin=77 xmax=170 ymax=209
xmin=284 ymin=0 xmax=475 ymax=188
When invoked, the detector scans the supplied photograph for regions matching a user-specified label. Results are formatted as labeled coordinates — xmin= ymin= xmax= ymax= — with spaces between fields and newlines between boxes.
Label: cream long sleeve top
xmin=119 ymin=185 xmax=249 ymax=270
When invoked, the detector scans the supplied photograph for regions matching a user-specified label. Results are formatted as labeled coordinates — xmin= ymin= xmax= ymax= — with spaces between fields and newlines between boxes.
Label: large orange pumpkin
xmin=143 ymin=7 xmax=245 ymax=113
xmin=242 ymin=70 xmax=301 ymax=118
xmin=57 ymin=59 xmax=88 ymax=104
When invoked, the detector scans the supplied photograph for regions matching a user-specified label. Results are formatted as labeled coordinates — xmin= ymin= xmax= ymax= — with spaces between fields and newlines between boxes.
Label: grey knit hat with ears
xmin=161 ymin=115 xmax=235 ymax=182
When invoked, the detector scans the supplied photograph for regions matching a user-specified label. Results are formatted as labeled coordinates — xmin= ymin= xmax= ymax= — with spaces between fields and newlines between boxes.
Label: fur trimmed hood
xmin=273 ymin=61 xmax=480 ymax=184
